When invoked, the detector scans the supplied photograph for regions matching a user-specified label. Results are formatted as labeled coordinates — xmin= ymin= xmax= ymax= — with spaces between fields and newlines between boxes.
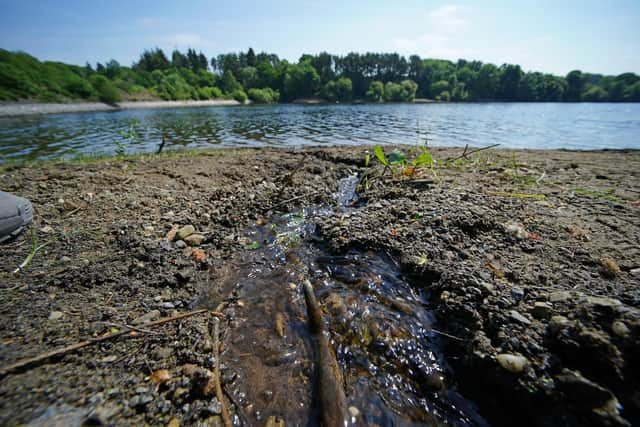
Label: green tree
xmin=366 ymin=80 xmax=384 ymax=102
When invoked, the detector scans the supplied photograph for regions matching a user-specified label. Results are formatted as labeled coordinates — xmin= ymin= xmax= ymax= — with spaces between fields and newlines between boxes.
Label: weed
xmin=573 ymin=188 xmax=623 ymax=203
xmin=114 ymin=119 xmax=139 ymax=156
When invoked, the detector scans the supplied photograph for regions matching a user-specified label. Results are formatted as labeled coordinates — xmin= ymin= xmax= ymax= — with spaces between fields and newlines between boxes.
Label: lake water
xmin=0 ymin=103 xmax=639 ymax=162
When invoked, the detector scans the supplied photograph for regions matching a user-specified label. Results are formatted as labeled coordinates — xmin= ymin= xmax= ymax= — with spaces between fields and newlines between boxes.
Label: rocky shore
xmin=0 ymin=99 xmax=241 ymax=117
xmin=0 ymin=146 xmax=638 ymax=426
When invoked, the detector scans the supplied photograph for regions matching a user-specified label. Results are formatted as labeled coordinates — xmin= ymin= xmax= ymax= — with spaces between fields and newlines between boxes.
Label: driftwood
xmin=0 ymin=309 xmax=222 ymax=376
xmin=302 ymin=280 xmax=347 ymax=427
xmin=446 ymin=143 xmax=501 ymax=162
xmin=210 ymin=316 xmax=233 ymax=427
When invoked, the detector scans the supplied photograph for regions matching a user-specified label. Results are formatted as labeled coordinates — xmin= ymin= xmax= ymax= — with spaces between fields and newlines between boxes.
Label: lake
xmin=0 ymin=102 xmax=639 ymax=162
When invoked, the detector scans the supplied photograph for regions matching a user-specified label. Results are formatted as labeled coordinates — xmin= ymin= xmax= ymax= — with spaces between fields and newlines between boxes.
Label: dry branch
xmin=0 ymin=309 xmax=222 ymax=376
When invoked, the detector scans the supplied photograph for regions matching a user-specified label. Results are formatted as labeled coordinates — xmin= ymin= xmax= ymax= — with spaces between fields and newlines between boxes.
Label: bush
xmin=231 ymin=89 xmax=248 ymax=103
xmin=90 ymin=75 xmax=121 ymax=103
xmin=366 ymin=81 xmax=384 ymax=102
xmin=384 ymin=80 xmax=418 ymax=102
xmin=197 ymin=86 xmax=223 ymax=99
xmin=248 ymin=87 xmax=279 ymax=103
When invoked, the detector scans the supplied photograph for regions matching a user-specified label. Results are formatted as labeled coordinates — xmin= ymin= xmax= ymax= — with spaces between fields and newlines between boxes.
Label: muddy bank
xmin=0 ymin=99 xmax=241 ymax=117
xmin=0 ymin=146 xmax=638 ymax=426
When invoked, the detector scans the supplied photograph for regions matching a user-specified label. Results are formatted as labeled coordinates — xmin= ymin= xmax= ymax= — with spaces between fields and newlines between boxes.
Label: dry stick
xmin=0 ymin=309 xmax=222 ymax=376
xmin=210 ymin=316 xmax=233 ymax=427
xmin=302 ymin=280 xmax=347 ymax=427
xmin=447 ymin=143 xmax=501 ymax=162
xmin=263 ymin=190 xmax=320 ymax=213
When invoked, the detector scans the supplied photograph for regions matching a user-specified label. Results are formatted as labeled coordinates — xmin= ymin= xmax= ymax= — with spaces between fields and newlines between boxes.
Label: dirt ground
xmin=0 ymin=145 xmax=638 ymax=426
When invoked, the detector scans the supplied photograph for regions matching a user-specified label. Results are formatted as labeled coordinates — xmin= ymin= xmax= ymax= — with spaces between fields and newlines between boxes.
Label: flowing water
xmin=1 ymin=103 xmax=639 ymax=162
xmin=199 ymin=177 xmax=487 ymax=426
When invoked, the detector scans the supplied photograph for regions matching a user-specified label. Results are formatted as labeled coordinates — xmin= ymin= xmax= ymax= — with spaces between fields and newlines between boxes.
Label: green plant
xmin=373 ymin=143 xmax=434 ymax=178
xmin=114 ymin=119 xmax=138 ymax=156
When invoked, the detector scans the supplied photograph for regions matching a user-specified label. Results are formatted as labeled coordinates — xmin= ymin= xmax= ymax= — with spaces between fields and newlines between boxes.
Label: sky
xmin=1 ymin=0 xmax=639 ymax=76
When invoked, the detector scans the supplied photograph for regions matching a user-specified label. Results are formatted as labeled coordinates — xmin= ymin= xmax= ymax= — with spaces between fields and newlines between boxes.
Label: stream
xmin=200 ymin=176 xmax=487 ymax=426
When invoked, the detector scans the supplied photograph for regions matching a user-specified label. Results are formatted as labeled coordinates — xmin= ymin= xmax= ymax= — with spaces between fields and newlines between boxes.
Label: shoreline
xmin=0 ymin=145 xmax=638 ymax=425
xmin=0 ymin=99 xmax=241 ymax=117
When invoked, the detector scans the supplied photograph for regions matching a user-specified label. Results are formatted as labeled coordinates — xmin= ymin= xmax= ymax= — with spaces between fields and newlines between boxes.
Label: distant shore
xmin=0 ymin=99 xmax=242 ymax=117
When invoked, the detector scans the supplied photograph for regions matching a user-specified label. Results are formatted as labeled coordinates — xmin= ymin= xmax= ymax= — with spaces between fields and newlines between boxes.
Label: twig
xmin=0 ymin=309 xmax=222 ymax=376
xmin=65 ymin=206 xmax=82 ymax=217
xmin=431 ymin=328 xmax=464 ymax=341
xmin=107 ymin=322 xmax=164 ymax=336
xmin=447 ymin=143 xmax=501 ymax=162
xmin=536 ymin=171 xmax=546 ymax=185
xmin=210 ymin=316 xmax=233 ymax=427
xmin=263 ymin=190 xmax=319 ymax=212
xmin=302 ymin=280 xmax=347 ymax=426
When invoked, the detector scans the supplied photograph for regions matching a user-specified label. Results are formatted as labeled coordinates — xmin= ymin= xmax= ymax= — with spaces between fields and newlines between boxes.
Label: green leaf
xmin=412 ymin=151 xmax=434 ymax=166
xmin=388 ymin=149 xmax=406 ymax=165
xmin=244 ymin=241 xmax=261 ymax=250
xmin=373 ymin=145 xmax=389 ymax=167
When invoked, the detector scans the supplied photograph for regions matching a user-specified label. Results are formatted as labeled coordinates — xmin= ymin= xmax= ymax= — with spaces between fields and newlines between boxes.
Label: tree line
xmin=1 ymin=47 xmax=639 ymax=104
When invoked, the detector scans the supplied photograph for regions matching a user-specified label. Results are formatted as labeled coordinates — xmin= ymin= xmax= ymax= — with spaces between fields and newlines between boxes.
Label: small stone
xmin=129 ymin=394 xmax=153 ymax=408
xmin=40 ymin=225 xmax=54 ymax=233
xmin=549 ymin=315 xmax=570 ymax=334
xmin=555 ymin=369 xmax=613 ymax=409
xmin=479 ymin=282 xmax=495 ymax=295
xmin=206 ymin=397 xmax=222 ymax=415
xmin=132 ymin=310 xmax=161 ymax=325
xmin=48 ymin=311 xmax=64 ymax=320
xmin=161 ymin=302 xmax=175 ymax=310
xmin=549 ymin=291 xmax=571 ymax=303
xmin=184 ymin=234 xmax=205 ymax=247
xmin=175 ymin=240 xmax=187 ymax=249
xmin=152 ymin=347 xmax=173 ymax=360
xmin=611 ymin=320 xmax=630 ymax=337
xmin=505 ymin=222 xmax=528 ymax=240
xmin=176 ymin=225 xmax=195 ymax=241
xmin=530 ymin=302 xmax=553 ymax=319
xmin=101 ymin=355 xmax=118 ymax=363
xmin=585 ymin=296 xmax=622 ymax=308
xmin=510 ymin=287 xmax=525 ymax=302
xmin=60 ymin=256 xmax=71 ymax=263
xmin=496 ymin=353 xmax=529 ymax=373
xmin=508 ymin=310 xmax=532 ymax=325
xmin=348 ymin=406 xmax=360 ymax=418
xmin=601 ymin=257 xmax=620 ymax=278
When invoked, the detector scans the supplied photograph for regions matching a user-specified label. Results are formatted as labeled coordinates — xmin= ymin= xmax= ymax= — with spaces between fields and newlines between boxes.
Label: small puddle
xmin=200 ymin=177 xmax=486 ymax=426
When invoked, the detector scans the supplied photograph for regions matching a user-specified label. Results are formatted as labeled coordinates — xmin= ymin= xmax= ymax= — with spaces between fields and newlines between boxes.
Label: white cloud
xmin=392 ymin=4 xmax=472 ymax=59
xmin=166 ymin=33 xmax=203 ymax=47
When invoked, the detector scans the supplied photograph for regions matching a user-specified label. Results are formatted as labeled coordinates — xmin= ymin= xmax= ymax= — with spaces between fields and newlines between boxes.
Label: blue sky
xmin=1 ymin=0 xmax=638 ymax=76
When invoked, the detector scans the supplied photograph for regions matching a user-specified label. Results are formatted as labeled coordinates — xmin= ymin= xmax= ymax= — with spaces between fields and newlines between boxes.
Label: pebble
xmin=161 ymin=302 xmax=175 ymax=310
xmin=132 ymin=310 xmax=161 ymax=325
xmin=48 ymin=311 xmax=64 ymax=320
xmin=505 ymin=222 xmax=528 ymax=240
xmin=152 ymin=347 xmax=173 ymax=360
xmin=549 ymin=291 xmax=571 ymax=303
xmin=510 ymin=287 xmax=525 ymax=302
xmin=530 ymin=301 xmax=553 ymax=319
xmin=549 ymin=315 xmax=570 ymax=334
xmin=348 ymin=406 xmax=361 ymax=418
xmin=175 ymin=240 xmax=187 ymax=249
xmin=496 ymin=353 xmax=529 ymax=373
xmin=611 ymin=320 xmax=630 ymax=337
xmin=176 ymin=225 xmax=195 ymax=240
xmin=206 ymin=397 xmax=222 ymax=415
xmin=40 ymin=225 xmax=54 ymax=233
xmin=184 ymin=234 xmax=205 ymax=246
xmin=584 ymin=296 xmax=622 ymax=309
xmin=129 ymin=394 xmax=153 ymax=408
xmin=508 ymin=310 xmax=532 ymax=325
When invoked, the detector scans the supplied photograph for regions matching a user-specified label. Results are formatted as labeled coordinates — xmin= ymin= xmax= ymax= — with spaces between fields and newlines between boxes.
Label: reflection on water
xmin=1 ymin=103 xmax=639 ymax=162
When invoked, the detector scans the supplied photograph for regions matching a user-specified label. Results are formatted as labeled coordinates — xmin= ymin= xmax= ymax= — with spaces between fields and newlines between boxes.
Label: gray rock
xmin=585 ymin=296 xmax=622 ymax=308
xmin=549 ymin=291 xmax=571 ymax=303
xmin=129 ymin=395 xmax=153 ymax=408
xmin=48 ymin=311 xmax=64 ymax=321
xmin=161 ymin=302 xmax=175 ymax=310
xmin=530 ymin=302 xmax=553 ymax=319
xmin=496 ymin=353 xmax=529 ymax=373
xmin=132 ymin=310 xmax=161 ymax=325
xmin=508 ymin=310 xmax=532 ymax=325
xmin=176 ymin=225 xmax=195 ymax=240
xmin=555 ymin=369 xmax=613 ymax=409
xmin=206 ymin=397 xmax=222 ymax=415
xmin=152 ymin=347 xmax=173 ymax=360
xmin=549 ymin=315 xmax=570 ymax=334
xmin=511 ymin=287 xmax=525 ymax=302
xmin=175 ymin=240 xmax=187 ymax=249
xmin=184 ymin=234 xmax=205 ymax=246
xmin=611 ymin=321 xmax=630 ymax=337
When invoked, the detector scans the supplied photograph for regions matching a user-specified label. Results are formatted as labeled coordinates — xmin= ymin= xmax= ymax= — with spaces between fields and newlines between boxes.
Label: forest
xmin=1 ymin=47 xmax=639 ymax=104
